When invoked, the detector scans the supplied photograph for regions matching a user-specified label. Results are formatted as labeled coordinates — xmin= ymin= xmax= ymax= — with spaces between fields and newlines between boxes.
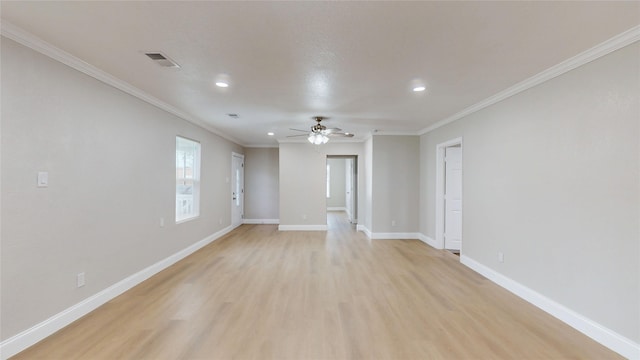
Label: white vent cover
xmin=144 ymin=52 xmax=180 ymax=68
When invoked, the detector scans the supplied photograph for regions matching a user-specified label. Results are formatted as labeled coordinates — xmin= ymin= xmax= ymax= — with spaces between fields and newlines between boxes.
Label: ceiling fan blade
xmin=328 ymin=132 xmax=355 ymax=137
xmin=286 ymin=134 xmax=309 ymax=138
xmin=322 ymin=127 xmax=342 ymax=134
xmin=289 ymin=128 xmax=309 ymax=132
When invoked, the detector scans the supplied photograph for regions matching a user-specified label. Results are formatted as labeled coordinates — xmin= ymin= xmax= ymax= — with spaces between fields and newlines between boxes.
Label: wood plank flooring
xmin=13 ymin=212 xmax=621 ymax=359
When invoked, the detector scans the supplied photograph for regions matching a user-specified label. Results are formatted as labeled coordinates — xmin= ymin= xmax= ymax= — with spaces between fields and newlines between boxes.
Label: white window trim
xmin=175 ymin=136 xmax=201 ymax=223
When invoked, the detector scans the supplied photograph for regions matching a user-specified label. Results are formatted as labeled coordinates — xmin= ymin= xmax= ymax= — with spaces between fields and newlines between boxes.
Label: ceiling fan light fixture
xmin=308 ymin=133 xmax=329 ymax=145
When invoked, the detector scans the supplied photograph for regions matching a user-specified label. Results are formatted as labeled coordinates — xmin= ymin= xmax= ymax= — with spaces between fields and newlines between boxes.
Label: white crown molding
xmin=419 ymin=25 xmax=640 ymax=135
xmin=0 ymin=21 xmax=244 ymax=146
xmin=242 ymin=144 xmax=280 ymax=149
xmin=3 ymin=21 xmax=637 ymax=147
xmin=373 ymin=131 xmax=420 ymax=136
xmin=460 ymin=255 xmax=640 ymax=360
xmin=0 ymin=225 xmax=234 ymax=360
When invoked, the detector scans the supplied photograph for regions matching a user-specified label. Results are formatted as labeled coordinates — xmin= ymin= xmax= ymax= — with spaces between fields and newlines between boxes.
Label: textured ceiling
xmin=2 ymin=1 xmax=639 ymax=146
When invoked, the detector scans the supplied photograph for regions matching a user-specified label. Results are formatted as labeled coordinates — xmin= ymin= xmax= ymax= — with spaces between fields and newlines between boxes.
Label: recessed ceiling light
xmin=267 ymin=132 xmax=275 ymax=136
xmin=216 ymin=81 xmax=229 ymax=88
xmin=413 ymin=86 xmax=426 ymax=92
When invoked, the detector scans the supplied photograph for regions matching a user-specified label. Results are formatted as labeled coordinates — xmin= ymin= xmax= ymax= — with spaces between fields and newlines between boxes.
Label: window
xmin=176 ymin=136 xmax=200 ymax=222
xmin=326 ymin=163 xmax=331 ymax=198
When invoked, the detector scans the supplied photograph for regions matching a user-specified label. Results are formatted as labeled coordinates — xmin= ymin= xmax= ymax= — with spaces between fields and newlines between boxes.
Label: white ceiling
xmin=2 ymin=1 xmax=639 ymax=146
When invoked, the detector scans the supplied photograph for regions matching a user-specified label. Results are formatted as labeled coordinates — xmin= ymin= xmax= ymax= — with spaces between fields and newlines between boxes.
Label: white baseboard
xmin=418 ymin=234 xmax=439 ymax=248
xmin=327 ymin=207 xmax=347 ymax=212
xmin=370 ymin=232 xmax=421 ymax=240
xmin=358 ymin=230 xmax=422 ymax=240
xmin=460 ymin=255 xmax=640 ymax=360
xmin=278 ymin=224 xmax=328 ymax=231
xmin=243 ymin=219 xmax=279 ymax=224
xmin=0 ymin=225 xmax=234 ymax=360
xmin=357 ymin=225 xmax=371 ymax=238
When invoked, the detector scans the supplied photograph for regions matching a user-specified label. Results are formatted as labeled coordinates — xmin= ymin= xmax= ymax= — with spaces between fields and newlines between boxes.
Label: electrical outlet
xmin=302 ymin=214 xmax=307 ymax=220
xmin=219 ymin=218 xmax=223 ymax=225
xmin=391 ymin=220 xmax=397 ymax=227
xmin=498 ymin=252 xmax=504 ymax=263
xmin=77 ymin=272 xmax=85 ymax=288
xmin=160 ymin=217 xmax=165 ymax=227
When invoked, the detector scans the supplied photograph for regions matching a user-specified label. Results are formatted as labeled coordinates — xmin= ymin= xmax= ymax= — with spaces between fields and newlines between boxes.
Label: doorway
xmin=231 ymin=152 xmax=244 ymax=228
xmin=435 ymin=138 xmax=463 ymax=252
xmin=326 ymin=155 xmax=358 ymax=229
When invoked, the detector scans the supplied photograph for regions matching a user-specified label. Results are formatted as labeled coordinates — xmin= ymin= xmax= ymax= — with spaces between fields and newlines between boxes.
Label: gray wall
xmin=326 ymin=158 xmax=346 ymax=208
xmin=420 ymin=43 xmax=639 ymax=342
xmin=372 ymin=136 xmax=420 ymax=233
xmin=244 ymin=147 xmax=279 ymax=220
xmin=279 ymin=142 xmax=364 ymax=227
xmin=1 ymin=38 xmax=243 ymax=340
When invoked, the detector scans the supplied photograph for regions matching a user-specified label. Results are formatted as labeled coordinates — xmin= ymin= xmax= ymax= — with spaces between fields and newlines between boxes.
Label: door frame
xmin=435 ymin=137 xmax=463 ymax=250
xmin=231 ymin=152 xmax=245 ymax=228
xmin=326 ymin=155 xmax=358 ymax=226
xmin=345 ymin=157 xmax=357 ymax=223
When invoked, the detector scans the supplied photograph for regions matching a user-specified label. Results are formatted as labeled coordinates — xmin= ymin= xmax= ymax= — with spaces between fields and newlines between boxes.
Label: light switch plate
xmin=37 ymin=172 xmax=48 ymax=187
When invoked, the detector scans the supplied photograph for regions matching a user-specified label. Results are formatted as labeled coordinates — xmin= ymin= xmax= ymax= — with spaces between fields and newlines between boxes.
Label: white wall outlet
xmin=159 ymin=217 xmax=165 ymax=227
xmin=302 ymin=214 xmax=307 ymax=220
xmin=37 ymin=171 xmax=48 ymax=187
xmin=77 ymin=272 xmax=85 ymax=288
xmin=498 ymin=251 xmax=504 ymax=263
xmin=391 ymin=220 xmax=397 ymax=227
xmin=219 ymin=218 xmax=223 ymax=225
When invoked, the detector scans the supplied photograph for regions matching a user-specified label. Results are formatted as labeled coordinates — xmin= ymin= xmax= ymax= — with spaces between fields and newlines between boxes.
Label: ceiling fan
xmin=288 ymin=116 xmax=355 ymax=144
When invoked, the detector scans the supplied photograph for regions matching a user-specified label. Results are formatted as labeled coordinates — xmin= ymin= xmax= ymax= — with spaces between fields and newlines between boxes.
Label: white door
xmin=345 ymin=158 xmax=354 ymax=223
xmin=444 ymin=146 xmax=462 ymax=250
xmin=231 ymin=153 xmax=244 ymax=228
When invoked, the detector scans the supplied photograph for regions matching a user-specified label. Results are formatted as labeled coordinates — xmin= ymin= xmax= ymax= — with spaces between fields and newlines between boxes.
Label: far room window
xmin=176 ymin=136 xmax=201 ymax=222
xmin=326 ymin=163 xmax=331 ymax=198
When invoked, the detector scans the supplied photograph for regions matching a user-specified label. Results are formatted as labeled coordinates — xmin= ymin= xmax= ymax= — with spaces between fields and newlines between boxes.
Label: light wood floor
xmin=13 ymin=212 xmax=621 ymax=359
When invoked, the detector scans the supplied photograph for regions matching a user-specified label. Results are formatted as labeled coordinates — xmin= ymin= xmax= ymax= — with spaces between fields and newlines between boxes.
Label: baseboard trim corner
xmin=460 ymin=255 xmax=640 ymax=360
xmin=357 ymin=225 xmax=372 ymax=238
xmin=0 ymin=225 xmax=234 ymax=360
xmin=418 ymin=234 xmax=439 ymax=248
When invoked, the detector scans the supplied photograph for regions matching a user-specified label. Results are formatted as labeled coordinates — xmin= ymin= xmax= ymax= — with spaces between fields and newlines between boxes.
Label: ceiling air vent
xmin=144 ymin=52 xmax=180 ymax=68
xmin=227 ymin=113 xmax=239 ymax=119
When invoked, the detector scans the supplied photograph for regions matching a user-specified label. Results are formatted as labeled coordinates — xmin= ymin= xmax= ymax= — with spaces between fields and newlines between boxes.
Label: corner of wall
xmin=460 ymin=255 xmax=640 ymax=359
